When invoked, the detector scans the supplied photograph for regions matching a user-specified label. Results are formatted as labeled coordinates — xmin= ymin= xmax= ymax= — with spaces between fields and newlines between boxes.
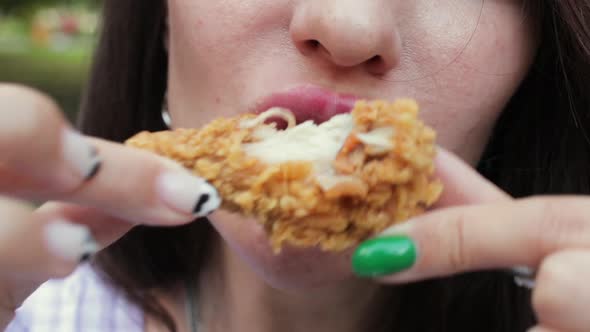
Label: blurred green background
xmin=0 ymin=0 xmax=99 ymax=121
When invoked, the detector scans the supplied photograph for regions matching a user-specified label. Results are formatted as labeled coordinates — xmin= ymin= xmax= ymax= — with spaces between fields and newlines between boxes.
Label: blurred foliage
xmin=0 ymin=50 xmax=90 ymax=121
xmin=1 ymin=0 xmax=98 ymax=14
xmin=0 ymin=1 xmax=98 ymax=121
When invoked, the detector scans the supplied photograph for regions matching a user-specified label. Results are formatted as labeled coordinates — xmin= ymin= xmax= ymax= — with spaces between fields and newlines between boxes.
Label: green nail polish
xmin=352 ymin=235 xmax=417 ymax=277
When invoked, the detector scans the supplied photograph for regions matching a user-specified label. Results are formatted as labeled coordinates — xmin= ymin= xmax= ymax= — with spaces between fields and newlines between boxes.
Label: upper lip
xmin=253 ymin=85 xmax=360 ymax=125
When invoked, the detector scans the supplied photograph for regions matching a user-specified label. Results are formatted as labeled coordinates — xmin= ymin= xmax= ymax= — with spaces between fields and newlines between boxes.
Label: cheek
xmin=453 ymin=2 xmax=538 ymax=81
xmin=408 ymin=1 xmax=538 ymax=162
xmin=400 ymin=1 xmax=536 ymax=79
xmin=166 ymin=0 xmax=293 ymax=125
xmin=166 ymin=1 xmax=247 ymax=120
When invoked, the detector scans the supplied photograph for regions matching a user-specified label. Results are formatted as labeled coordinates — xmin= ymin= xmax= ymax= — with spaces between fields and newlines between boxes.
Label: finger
xmin=433 ymin=147 xmax=510 ymax=207
xmin=350 ymin=147 xmax=511 ymax=279
xmin=2 ymin=200 xmax=139 ymax=279
xmin=35 ymin=202 xmax=133 ymax=249
xmin=0 ymin=84 xmax=99 ymax=196
xmin=527 ymin=326 xmax=562 ymax=332
xmin=352 ymin=196 xmax=590 ymax=280
xmin=0 ymin=85 xmax=221 ymax=225
xmin=0 ymin=196 xmax=109 ymax=312
xmin=532 ymin=250 xmax=590 ymax=332
xmin=60 ymin=138 xmax=221 ymax=225
xmin=0 ymin=197 xmax=99 ymax=279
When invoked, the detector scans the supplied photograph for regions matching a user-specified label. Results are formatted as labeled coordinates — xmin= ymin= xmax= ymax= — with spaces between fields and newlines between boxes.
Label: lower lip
xmin=255 ymin=86 xmax=359 ymax=126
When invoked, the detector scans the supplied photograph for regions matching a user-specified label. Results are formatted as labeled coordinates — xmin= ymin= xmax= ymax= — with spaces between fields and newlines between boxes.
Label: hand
xmin=0 ymin=84 xmax=220 ymax=327
xmin=352 ymin=148 xmax=590 ymax=332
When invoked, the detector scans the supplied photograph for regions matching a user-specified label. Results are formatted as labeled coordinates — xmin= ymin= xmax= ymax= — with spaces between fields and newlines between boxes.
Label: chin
xmin=208 ymin=210 xmax=358 ymax=291
xmin=127 ymin=99 xmax=440 ymax=290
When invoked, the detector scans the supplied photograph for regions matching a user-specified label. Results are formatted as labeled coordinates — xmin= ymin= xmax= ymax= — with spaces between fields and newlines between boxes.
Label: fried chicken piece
xmin=126 ymin=99 xmax=443 ymax=253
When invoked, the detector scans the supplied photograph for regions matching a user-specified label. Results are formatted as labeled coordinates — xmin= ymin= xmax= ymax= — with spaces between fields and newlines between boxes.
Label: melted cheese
xmin=243 ymin=113 xmax=353 ymax=174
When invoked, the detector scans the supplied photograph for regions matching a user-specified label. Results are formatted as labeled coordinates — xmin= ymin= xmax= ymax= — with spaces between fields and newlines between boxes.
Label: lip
xmin=253 ymin=86 xmax=359 ymax=126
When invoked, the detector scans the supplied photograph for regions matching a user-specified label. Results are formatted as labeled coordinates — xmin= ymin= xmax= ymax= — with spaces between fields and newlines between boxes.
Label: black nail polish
xmin=193 ymin=194 xmax=210 ymax=215
xmin=79 ymin=252 xmax=93 ymax=263
xmin=85 ymin=161 xmax=102 ymax=180
xmin=84 ymin=146 xmax=102 ymax=180
xmin=79 ymin=232 xmax=99 ymax=263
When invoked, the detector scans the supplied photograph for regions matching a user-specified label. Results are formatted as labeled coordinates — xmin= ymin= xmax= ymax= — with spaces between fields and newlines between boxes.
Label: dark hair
xmin=78 ymin=1 xmax=590 ymax=331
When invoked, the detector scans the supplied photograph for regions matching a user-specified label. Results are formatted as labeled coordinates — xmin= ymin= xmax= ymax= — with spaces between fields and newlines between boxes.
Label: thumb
xmin=351 ymin=197 xmax=590 ymax=282
xmin=351 ymin=148 xmax=513 ymax=280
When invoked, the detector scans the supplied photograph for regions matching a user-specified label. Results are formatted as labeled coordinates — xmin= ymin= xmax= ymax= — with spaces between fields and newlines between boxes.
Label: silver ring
xmin=510 ymin=266 xmax=536 ymax=289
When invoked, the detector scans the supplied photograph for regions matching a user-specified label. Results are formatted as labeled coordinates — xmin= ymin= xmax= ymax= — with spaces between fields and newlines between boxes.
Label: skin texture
xmin=167 ymin=0 xmax=537 ymax=163
xmin=0 ymin=84 xmax=216 ymax=330
xmin=160 ymin=0 xmax=540 ymax=331
xmin=2 ymin=1 xmax=590 ymax=332
xmin=165 ymin=0 xmax=537 ymax=286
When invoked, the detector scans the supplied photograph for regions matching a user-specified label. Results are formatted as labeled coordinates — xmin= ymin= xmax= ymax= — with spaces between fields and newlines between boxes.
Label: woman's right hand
xmin=0 ymin=84 xmax=220 ymax=328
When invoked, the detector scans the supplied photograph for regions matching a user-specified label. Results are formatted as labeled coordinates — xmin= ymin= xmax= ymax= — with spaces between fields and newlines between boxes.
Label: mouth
xmin=242 ymin=85 xmax=387 ymax=183
xmin=253 ymin=85 xmax=360 ymax=129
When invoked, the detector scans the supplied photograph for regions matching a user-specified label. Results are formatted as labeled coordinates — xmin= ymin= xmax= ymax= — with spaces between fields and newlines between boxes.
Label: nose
xmin=290 ymin=0 xmax=401 ymax=75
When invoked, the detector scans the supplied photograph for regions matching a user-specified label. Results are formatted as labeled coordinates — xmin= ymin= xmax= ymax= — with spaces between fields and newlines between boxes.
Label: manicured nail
xmin=156 ymin=171 xmax=221 ymax=218
xmin=44 ymin=220 xmax=100 ymax=263
xmin=352 ymin=235 xmax=417 ymax=277
xmin=62 ymin=129 xmax=102 ymax=180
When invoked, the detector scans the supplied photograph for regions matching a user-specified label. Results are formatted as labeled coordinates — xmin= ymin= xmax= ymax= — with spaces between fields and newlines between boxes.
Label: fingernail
xmin=44 ymin=220 xmax=100 ymax=263
xmin=352 ymin=235 xmax=417 ymax=277
xmin=156 ymin=171 xmax=221 ymax=218
xmin=62 ymin=129 xmax=102 ymax=180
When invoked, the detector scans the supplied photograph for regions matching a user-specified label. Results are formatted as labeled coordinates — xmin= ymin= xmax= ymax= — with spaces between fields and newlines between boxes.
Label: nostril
xmin=366 ymin=55 xmax=389 ymax=75
xmin=368 ymin=55 xmax=382 ymax=66
xmin=306 ymin=40 xmax=320 ymax=49
xmin=296 ymin=39 xmax=321 ymax=56
xmin=298 ymin=39 xmax=332 ymax=58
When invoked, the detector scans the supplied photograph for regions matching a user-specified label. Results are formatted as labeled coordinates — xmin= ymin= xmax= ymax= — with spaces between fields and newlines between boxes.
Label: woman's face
xmin=165 ymin=0 xmax=538 ymax=289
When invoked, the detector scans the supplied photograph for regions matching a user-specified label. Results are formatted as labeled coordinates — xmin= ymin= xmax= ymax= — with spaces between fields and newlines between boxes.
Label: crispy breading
xmin=126 ymin=99 xmax=443 ymax=253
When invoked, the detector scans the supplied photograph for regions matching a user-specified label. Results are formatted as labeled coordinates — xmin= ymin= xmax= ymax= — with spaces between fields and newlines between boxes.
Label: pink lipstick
xmin=254 ymin=86 xmax=359 ymax=127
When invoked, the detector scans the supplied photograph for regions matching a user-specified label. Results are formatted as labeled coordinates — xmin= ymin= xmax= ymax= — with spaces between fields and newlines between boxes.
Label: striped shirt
xmin=5 ymin=264 xmax=144 ymax=332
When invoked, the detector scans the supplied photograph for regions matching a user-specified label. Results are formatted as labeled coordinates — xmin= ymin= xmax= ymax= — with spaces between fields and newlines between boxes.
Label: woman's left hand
xmin=352 ymin=149 xmax=590 ymax=332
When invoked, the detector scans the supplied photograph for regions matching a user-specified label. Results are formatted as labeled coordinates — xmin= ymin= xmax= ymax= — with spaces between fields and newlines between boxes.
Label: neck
xmin=196 ymin=236 xmax=395 ymax=332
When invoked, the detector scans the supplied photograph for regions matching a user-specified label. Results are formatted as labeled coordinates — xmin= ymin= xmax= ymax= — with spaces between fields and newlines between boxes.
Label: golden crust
xmin=126 ymin=99 xmax=443 ymax=252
